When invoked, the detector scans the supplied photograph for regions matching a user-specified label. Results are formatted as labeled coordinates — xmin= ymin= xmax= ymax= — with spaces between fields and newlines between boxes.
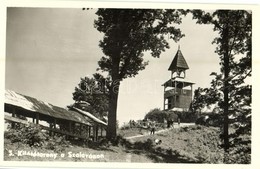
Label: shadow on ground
xmin=98 ymin=136 xmax=199 ymax=163
xmin=127 ymin=148 xmax=196 ymax=163
xmin=130 ymin=142 xmax=197 ymax=163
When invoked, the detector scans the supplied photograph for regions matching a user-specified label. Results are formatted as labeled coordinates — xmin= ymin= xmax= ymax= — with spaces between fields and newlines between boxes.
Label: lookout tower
xmin=162 ymin=47 xmax=194 ymax=111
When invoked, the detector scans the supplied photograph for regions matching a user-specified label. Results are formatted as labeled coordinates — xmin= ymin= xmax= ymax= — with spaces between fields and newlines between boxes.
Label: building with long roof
xmin=4 ymin=89 xmax=107 ymax=141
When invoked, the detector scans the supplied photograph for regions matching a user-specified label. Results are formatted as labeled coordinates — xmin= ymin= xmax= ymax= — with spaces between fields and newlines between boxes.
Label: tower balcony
xmin=164 ymin=88 xmax=192 ymax=98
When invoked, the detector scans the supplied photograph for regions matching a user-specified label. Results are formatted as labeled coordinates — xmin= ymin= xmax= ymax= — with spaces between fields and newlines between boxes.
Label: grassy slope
xmin=4 ymin=125 xmax=229 ymax=163
xmin=128 ymin=125 xmax=224 ymax=163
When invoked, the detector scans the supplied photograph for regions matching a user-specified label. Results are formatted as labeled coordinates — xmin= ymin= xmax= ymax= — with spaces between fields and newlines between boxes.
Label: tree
xmin=94 ymin=9 xmax=186 ymax=139
xmin=144 ymin=108 xmax=168 ymax=123
xmin=71 ymin=73 xmax=109 ymax=118
xmin=192 ymin=87 xmax=208 ymax=113
xmin=191 ymin=10 xmax=252 ymax=155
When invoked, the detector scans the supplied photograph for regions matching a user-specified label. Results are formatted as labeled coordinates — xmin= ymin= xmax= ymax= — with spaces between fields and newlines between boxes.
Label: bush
xmin=144 ymin=139 xmax=154 ymax=150
xmin=145 ymin=108 xmax=168 ymax=123
xmin=5 ymin=124 xmax=72 ymax=152
xmin=166 ymin=148 xmax=173 ymax=155
xmin=195 ymin=117 xmax=207 ymax=126
xmin=5 ymin=124 xmax=48 ymax=147
xmin=176 ymin=111 xmax=199 ymax=123
xmin=110 ymin=135 xmax=124 ymax=146
xmin=44 ymin=135 xmax=71 ymax=152
xmin=195 ymin=114 xmax=222 ymax=127
xmin=120 ymin=124 xmax=130 ymax=130
xmin=133 ymin=139 xmax=154 ymax=151
xmin=225 ymin=145 xmax=251 ymax=164
xmin=225 ymin=134 xmax=251 ymax=164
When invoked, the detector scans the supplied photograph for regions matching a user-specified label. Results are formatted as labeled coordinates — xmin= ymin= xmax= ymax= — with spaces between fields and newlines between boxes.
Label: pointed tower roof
xmin=168 ymin=48 xmax=189 ymax=71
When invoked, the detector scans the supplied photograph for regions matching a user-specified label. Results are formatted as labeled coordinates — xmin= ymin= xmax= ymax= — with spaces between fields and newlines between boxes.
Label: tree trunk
xmin=223 ymin=56 xmax=230 ymax=153
xmin=223 ymin=21 xmax=230 ymax=153
xmin=106 ymin=56 xmax=121 ymax=140
xmin=106 ymin=81 xmax=120 ymax=140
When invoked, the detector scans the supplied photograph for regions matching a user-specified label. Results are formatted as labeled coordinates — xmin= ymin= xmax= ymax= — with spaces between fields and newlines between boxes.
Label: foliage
xmin=144 ymin=108 xmax=198 ymax=124
xmin=5 ymin=124 xmax=47 ymax=147
xmin=120 ymin=123 xmax=131 ymax=130
xmin=133 ymin=139 xmax=154 ymax=151
xmin=174 ymin=111 xmax=199 ymax=123
xmin=71 ymin=73 xmax=109 ymax=118
xmin=95 ymin=9 xmax=186 ymax=79
xmin=44 ymin=135 xmax=71 ymax=152
xmin=191 ymin=10 xmax=252 ymax=154
xmin=94 ymin=9 xmax=187 ymax=139
xmin=5 ymin=124 xmax=71 ymax=152
xmin=225 ymin=134 xmax=251 ymax=164
xmin=144 ymin=108 xmax=168 ymax=123
xmin=195 ymin=114 xmax=222 ymax=127
xmin=191 ymin=87 xmax=210 ymax=112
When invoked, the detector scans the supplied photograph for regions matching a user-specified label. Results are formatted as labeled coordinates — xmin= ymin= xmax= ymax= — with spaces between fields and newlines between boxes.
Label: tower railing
xmin=164 ymin=88 xmax=191 ymax=97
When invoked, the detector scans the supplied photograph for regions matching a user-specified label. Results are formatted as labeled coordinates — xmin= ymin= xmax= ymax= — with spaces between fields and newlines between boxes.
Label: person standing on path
xmin=150 ymin=121 xmax=156 ymax=135
xmin=178 ymin=117 xmax=181 ymax=126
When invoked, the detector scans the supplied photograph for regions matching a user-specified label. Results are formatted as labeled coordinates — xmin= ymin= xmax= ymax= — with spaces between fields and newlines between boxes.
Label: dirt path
xmin=125 ymin=123 xmax=195 ymax=140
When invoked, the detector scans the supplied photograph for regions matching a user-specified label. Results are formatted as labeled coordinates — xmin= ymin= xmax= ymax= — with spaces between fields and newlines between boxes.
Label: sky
xmin=5 ymin=7 xmax=220 ymax=126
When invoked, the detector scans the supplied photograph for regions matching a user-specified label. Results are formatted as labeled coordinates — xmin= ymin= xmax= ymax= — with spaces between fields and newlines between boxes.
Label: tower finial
xmin=178 ymin=45 xmax=180 ymax=50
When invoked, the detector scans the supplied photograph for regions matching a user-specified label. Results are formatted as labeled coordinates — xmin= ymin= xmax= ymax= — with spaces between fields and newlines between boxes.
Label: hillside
xmin=124 ymin=125 xmax=224 ymax=163
xmin=4 ymin=125 xmax=250 ymax=163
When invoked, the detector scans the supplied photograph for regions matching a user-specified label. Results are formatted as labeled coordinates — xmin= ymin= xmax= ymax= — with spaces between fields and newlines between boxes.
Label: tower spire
xmin=178 ymin=45 xmax=180 ymax=50
xmin=168 ymin=47 xmax=189 ymax=72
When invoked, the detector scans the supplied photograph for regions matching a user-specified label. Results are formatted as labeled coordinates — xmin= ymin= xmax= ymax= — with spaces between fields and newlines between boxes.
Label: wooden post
xmin=191 ymin=84 xmax=193 ymax=102
xmin=49 ymin=122 xmax=52 ymax=136
xmin=93 ymin=125 xmax=96 ymax=141
xmin=54 ymin=119 xmax=56 ymax=129
xmin=83 ymin=125 xmax=86 ymax=138
xmin=80 ymin=123 xmax=83 ymax=136
xmin=85 ymin=125 xmax=88 ymax=138
xmin=95 ymin=125 xmax=99 ymax=141
xmin=50 ymin=119 xmax=56 ymax=137
xmin=163 ymin=85 xmax=166 ymax=110
xmin=100 ymin=126 xmax=103 ymax=137
xmin=174 ymin=81 xmax=177 ymax=108
xmin=11 ymin=108 xmax=16 ymax=128
xmin=88 ymin=126 xmax=91 ymax=139
xmin=36 ymin=113 xmax=39 ymax=124
xmin=66 ymin=121 xmax=72 ymax=140
xmin=181 ymin=82 xmax=184 ymax=94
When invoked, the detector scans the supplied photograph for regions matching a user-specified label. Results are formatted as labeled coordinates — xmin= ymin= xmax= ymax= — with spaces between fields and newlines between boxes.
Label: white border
xmin=0 ymin=1 xmax=259 ymax=169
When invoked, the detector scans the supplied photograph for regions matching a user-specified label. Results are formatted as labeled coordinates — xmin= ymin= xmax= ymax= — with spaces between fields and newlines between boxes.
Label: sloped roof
xmin=168 ymin=49 xmax=189 ymax=71
xmin=162 ymin=77 xmax=194 ymax=87
xmin=5 ymin=90 xmax=92 ymax=125
xmin=72 ymin=107 xmax=107 ymax=126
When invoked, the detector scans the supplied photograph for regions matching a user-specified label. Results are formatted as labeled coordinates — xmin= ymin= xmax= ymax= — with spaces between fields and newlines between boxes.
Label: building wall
xmin=165 ymin=93 xmax=192 ymax=110
xmin=177 ymin=95 xmax=192 ymax=109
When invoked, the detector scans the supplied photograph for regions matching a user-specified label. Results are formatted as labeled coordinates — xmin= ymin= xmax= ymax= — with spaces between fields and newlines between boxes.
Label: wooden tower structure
xmin=162 ymin=47 xmax=194 ymax=111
